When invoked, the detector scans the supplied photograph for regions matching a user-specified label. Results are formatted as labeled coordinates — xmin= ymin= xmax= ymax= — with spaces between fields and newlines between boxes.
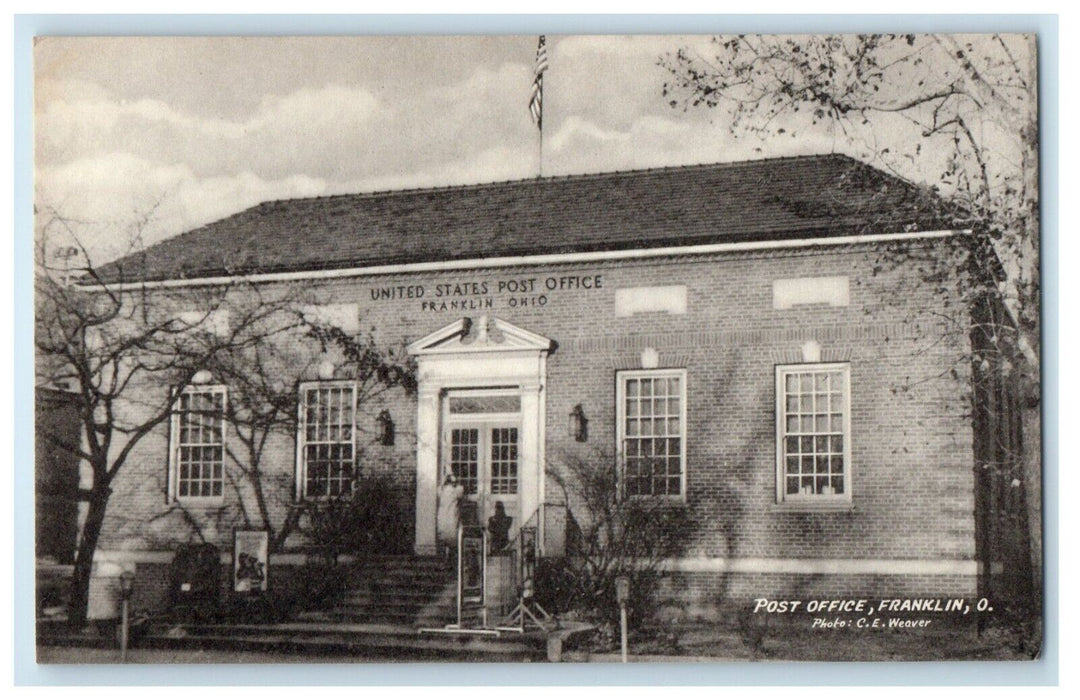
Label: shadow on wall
xmin=539 ymin=447 xmax=693 ymax=630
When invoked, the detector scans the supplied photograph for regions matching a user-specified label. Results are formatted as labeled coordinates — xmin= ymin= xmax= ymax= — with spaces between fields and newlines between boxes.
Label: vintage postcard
xmin=33 ymin=33 xmax=1042 ymax=665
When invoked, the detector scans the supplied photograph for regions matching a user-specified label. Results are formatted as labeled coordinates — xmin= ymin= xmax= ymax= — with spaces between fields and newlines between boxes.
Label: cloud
xmin=35 ymin=62 xmax=543 ymax=186
xmin=34 ymin=110 xmax=848 ymax=266
xmin=553 ymin=34 xmax=715 ymax=61
xmin=36 ymin=153 xmax=332 ymax=264
xmin=35 ymin=141 xmax=542 ymax=265
xmin=545 ymin=114 xmax=843 ymax=176
xmin=34 ymin=77 xmax=114 ymax=105
xmin=36 ymin=82 xmax=383 ymax=179
xmin=33 ymin=36 xmax=882 ymax=268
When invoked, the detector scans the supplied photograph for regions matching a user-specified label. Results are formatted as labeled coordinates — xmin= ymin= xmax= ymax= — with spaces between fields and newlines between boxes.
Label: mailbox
xmin=167 ymin=543 xmax=221 ymax=621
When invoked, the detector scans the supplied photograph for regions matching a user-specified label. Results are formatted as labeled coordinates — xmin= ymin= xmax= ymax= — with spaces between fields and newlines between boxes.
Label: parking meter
xmin=615 ymin=576 xmax=630 ymax=662
xmin=119 ymin=570 xmax=135 ymax=662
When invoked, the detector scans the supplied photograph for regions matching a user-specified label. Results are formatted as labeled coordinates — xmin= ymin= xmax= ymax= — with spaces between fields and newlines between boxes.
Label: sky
xmin=35 ymin=35 xmax=853 ymax=265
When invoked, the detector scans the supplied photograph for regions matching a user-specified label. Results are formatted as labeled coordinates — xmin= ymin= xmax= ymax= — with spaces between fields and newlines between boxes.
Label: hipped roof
xmin=98 ymin=153 xmax=948 ymax=283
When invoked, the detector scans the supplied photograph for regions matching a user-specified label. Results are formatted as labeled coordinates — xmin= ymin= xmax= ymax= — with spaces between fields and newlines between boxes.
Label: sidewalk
xmin=38 ymin=644 xmax=735 ymax=664
xmin=561 ymin=651 xmax=739 ymax=663
xmin=37 ymin=645 xmax=418 ymax=664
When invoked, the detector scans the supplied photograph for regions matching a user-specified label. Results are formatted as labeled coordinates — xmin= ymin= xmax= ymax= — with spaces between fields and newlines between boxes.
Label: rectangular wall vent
xmin=615 ymin=286 xmax=687 ymax=316
xmin=772 ymin=277 xmax=850 ymax=310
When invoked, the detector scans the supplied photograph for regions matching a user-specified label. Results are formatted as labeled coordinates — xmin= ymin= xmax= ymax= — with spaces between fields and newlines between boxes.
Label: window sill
xmin=622 ymin=494 xmax=688 ymax=505
xmin=774 ymin=500 xmax=855 ymax=513
xmin=296 ymin=494 xmax=354 ymax=504
xmin=174 ymin=496 xmax=226 ymax=508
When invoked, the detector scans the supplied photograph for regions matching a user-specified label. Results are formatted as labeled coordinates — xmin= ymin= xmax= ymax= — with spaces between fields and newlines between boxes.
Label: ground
xmin=37 ymin=618 xmax=1038 ymax=664
xmin=580 ymin=618 xmax=1041 ymax=662
xmin=37 ymin=646 xmax=437 ymax=664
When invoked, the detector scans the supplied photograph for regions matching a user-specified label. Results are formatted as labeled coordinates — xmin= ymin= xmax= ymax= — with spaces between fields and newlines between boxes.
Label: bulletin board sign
xmin=233 ymin=529 xmax=269 ymax=593
xmin=460 ymin=527 xmax=485 ymax=605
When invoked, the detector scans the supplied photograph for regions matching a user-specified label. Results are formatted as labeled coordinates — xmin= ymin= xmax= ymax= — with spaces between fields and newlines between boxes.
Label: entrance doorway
xmin=407 ymin=315 xmax=552 ymax=556
xmin=443 ymin=390 xmax=521 ymax=537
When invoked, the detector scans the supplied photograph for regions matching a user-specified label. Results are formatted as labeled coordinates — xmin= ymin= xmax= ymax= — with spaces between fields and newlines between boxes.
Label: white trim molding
xmin=407 ymin=315 xmax=553 ymax=556
xmin=658 ymin=557 xmax=980 ymax=576
xmin=91 ymin=550 xmax=983 ymax=576
xmin=168 ymin=384 xmax=228 ymax=504
xmin=295 ymin=379 xmax=359 ymax=500
xmin=88 ymin=229 xmax=968 ymax=291
xmin=775 ymin=362 xmax=852 ymax=506
xmin=615 ymin=368 xmax=688 ymax=500
xmin=93 ymin=550 xmax=375 ymax=566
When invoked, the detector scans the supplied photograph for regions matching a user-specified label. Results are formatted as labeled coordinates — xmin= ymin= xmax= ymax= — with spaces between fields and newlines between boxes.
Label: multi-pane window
xmin=449 ymin=428 xmax=480 ymax=495
xmin=299 ymin=382 xmax=356 ymax=498
xmin=617 ymin=370 xmax=687 ymax=498
xmin=776 ymin=364 xmax=851 ymax=503
xmin=172 ymin=386 xmax=226 ymax=499
xmin=448 ymin=395 xmax=521 ymax=414
xmin=489 ymin=427 xmax=519 ymax=495
xmin=447 ymin=426 xmax=519 ymax=497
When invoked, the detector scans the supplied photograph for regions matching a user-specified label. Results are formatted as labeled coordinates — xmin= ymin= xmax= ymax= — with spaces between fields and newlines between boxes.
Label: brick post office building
xmin=79 ymin=154 xmax=1018 ymax=619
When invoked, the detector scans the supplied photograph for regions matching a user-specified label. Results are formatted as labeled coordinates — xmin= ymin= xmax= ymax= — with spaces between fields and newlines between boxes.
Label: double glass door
xmin=447 ymin=423 xmax=520 ymax=528
xmin=443 ymin=391 xmax=521 ymax=534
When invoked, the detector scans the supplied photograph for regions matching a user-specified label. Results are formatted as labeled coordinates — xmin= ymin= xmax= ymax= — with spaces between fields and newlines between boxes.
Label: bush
xmin=215 ymin=561 xmax=350 ymax=622
xmin=542 ymin=450 xmax=691 ymax=629
xmin=218 ymin=591 xmax=297 ymax=624
xmin=292 ymin=560 xmax=350 ymax=610
xmin=302 ymin=472 xmax=412 ymax=561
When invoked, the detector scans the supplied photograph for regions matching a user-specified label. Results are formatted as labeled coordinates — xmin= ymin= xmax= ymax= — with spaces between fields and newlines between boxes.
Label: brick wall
xmin=97 ymin=238 xmax=977 ymax=600
xmin=655 ymin=571 xmax=978 ymax=621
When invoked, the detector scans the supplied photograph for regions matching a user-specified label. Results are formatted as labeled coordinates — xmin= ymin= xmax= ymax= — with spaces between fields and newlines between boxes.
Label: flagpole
xmin=537 ymin=75 xmax=544 ymax=179
xmin=530 ymin=35 xmax=548 ymax=179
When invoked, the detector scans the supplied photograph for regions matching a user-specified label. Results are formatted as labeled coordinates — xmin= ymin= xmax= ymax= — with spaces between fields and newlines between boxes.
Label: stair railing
xmin=495 ymin=505 xmax=555 ymax=633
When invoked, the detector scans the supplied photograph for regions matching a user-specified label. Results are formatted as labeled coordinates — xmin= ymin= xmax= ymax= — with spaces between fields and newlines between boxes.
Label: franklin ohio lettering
xmin=368 ymin=275 xmax=603 ymax=312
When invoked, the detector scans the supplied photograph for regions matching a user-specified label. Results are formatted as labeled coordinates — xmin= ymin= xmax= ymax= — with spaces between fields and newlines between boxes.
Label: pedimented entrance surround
xmin=407 ymin=316 xmax=553 ymax=555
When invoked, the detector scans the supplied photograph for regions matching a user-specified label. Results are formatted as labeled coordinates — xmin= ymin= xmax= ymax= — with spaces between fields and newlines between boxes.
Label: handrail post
xmin=456 ymin=522 xmax=463 ymax=627
xmin=537 ymin=501 xmax=544 ymax=558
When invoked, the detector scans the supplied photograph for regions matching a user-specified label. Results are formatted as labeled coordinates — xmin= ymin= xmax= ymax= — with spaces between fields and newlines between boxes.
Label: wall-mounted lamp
xmin=569 ymin=404 xmax=588 ymax=442
xmin=377 ymin=410 xmax=395 ymax=446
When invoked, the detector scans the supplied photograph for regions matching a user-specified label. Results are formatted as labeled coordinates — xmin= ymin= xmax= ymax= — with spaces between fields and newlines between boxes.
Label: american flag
xmin=529 ymin=35 xmax=548 ymax=130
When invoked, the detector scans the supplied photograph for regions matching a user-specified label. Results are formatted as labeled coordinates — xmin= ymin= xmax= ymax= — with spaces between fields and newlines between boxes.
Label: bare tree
xmin=202 ymin=317 xmax=417 ymax=554
xmin=35 ymin=209 xmax=309 ymax=627
xmin=661 ymin=34 xmax=1041 ymax=610
xmin=545 ymin=449 xmax=691 ymax=629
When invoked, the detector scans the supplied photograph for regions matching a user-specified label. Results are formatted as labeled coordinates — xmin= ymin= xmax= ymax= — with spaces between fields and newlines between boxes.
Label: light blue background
xmin=13 ymin=13 xmax=1059 ymax=686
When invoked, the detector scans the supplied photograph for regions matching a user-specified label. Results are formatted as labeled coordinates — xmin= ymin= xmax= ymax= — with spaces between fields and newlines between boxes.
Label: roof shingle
xmin=99 ymin=153 xmax=947 ymax=283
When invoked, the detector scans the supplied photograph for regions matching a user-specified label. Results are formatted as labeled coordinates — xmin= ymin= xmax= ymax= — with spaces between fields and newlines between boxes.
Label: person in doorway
xmin=487 ymin=501 xmax=512 ymax=554
xmin=437 ymin=473 xmax=465 ymax=565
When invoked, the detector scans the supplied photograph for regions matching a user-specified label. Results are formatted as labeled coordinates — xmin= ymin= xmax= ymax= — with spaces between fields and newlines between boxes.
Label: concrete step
xmin=304 ymin=610 xmax=455 ymax=626
xmin=139 ymin=621 xmax=547 ymax=661
xmin=349 ymin=558 xmax=449 ymax=571
xmin=341 ymin=589 xmax=453 ymax=605
xmin=349 ymin=565 xmax=452 ymax=578
xmin=352 ymin=555 xmax=446 ymax=564
xmin=344 ymin=580 xmax=451 ymax=595
xmin=304 ymin=556 xmax=459 ymax=627
xmin=326 ymin=609 xmax=452 ymax=625
xmin=349 ymin=567 xmax=451 ymax=580
xmin=323 ymin=601 xmax=454 ymax=616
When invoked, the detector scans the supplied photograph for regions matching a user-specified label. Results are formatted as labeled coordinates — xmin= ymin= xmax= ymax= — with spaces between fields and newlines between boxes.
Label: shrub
xmin=302 ymin=472 xmax=412 ymax=561
xmin=292 ymin=560 xmax=350 ymax=610
xmin=542 ymin=450 xmax=691 ymax=629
